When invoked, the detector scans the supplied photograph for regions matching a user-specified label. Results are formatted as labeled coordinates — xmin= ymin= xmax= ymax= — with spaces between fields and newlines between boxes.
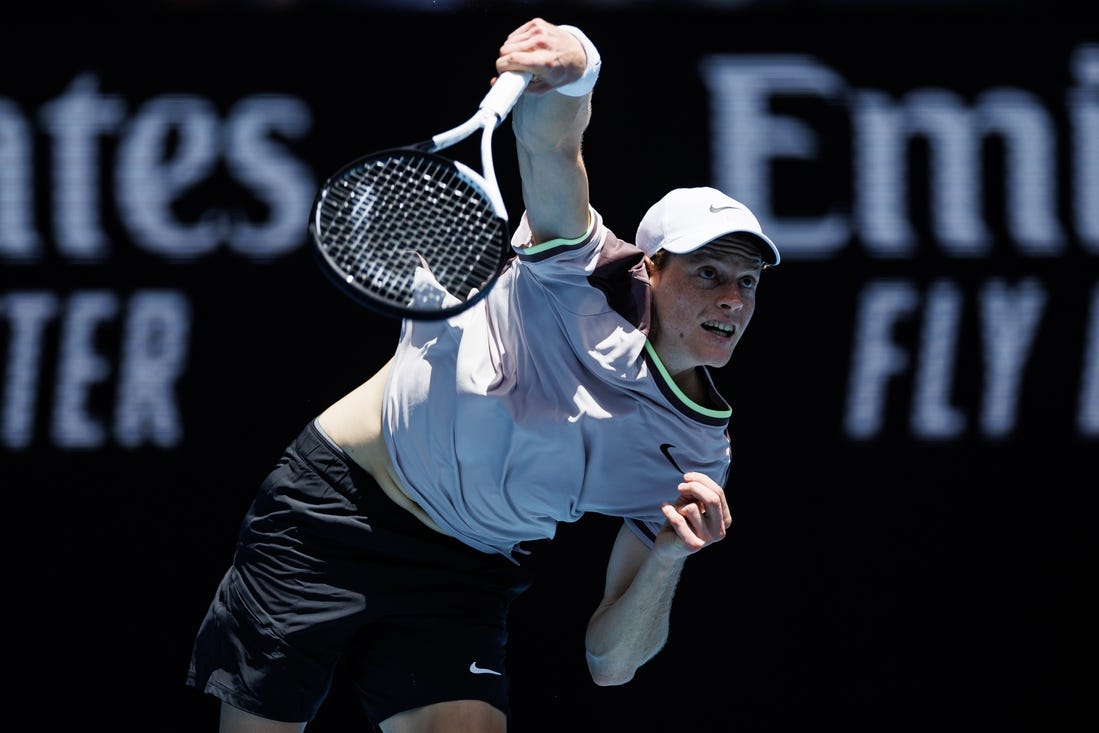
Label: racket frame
xmin=309 ymin=72 xmax=531 ymax=321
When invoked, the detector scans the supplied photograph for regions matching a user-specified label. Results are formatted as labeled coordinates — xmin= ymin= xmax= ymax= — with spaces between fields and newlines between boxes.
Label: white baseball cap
xmin=635 ymin=187 xmax=780 ymax=266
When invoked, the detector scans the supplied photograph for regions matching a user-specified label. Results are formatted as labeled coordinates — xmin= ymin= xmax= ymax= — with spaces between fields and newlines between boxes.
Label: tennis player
xmin=187 ymin=16 xmax=780 ymax=733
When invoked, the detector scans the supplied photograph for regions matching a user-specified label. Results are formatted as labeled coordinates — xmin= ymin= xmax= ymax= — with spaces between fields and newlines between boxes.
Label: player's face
xmin=649 ymin=241 xmax=763 ymax=375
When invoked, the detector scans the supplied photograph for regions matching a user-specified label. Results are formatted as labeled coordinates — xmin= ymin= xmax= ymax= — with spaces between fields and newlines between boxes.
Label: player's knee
xmin=379 ymin=699 xmax=505 ymax=733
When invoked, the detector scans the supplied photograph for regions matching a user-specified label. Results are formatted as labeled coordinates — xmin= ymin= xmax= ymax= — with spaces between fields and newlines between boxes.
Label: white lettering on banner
xmin=911 ymin=280 xmax=966 ymax=439
xmin=1 ymin=290 xmax=190 ymax=449
xmin=0 ymin=74 xmax=312 ymax=450
xmin=1081 ymin=285 xmax=1099 ymax=434
xmin=1071 ymin=45 xmax=1099 ymax=247
xmin=0 ymin=292 xmax=56 ymax=448
xmin=844 ymin=282 xmax=916 ymax=439
xmin=52 ymin=290 xmax=120 ymax=447
xmin=701 ymin=55 xmax=851 ymax=257
xmin=114 ymin=291 xmax=191 ymax=447
xmin=39 ymin=75 xmax=128 ymax=260
xmin=701 ymin=46 xmax=1098 ymax=256
xmin=979 ymin=280 xmax=1047 ymax=438
xmin=852 ymin=88 xmax=1064 ymax=257
xmin=846 ymin=280 xmax=1047 ymax=440
xmin=704 ymin=44 xmax=1099 ymax=440
xmin=0 ymin=73 xmax=314 ymax=262
xmin=0 ymin=99 xmax=40 ymax=257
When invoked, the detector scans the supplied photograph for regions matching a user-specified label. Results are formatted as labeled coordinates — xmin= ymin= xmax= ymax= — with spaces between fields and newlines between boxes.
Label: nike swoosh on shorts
xmin=469 ymin=661 xmax=502 ymax=676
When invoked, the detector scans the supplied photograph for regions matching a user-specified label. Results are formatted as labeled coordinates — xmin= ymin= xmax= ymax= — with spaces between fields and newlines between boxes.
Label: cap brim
xmin=664 ymin=229 xmax=780 ymax=266
xmin=741 ymin=231 xmax=781 ymax=267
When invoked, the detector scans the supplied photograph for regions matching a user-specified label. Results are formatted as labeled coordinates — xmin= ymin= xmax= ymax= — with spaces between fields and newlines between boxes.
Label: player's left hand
xmin=656 ymin=471 xmax=732 ymax=557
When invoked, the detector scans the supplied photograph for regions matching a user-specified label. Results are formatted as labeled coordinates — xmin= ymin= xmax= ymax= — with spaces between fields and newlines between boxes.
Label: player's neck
xmin=667 ymin=367 xmax=708 ymax=406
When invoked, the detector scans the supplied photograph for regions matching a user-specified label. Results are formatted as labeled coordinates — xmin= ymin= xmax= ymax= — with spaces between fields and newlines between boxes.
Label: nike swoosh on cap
xmin=469 ymin=661 xmax=502 ymax=676
xmin=709 ymin=204 xmax=738 ymax=213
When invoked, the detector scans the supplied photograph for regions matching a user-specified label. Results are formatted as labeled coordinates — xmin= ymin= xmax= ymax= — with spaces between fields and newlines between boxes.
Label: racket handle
xmin=480 ymin=71 xmax=532 ymax=122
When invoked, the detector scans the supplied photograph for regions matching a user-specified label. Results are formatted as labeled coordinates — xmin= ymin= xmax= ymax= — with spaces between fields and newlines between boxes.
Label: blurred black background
xmin=1 ymin=2 xmax=1095 ymax=731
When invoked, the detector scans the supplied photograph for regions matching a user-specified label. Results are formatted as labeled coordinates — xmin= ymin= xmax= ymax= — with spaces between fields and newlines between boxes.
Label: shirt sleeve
xmin=623 ymin=517 xmax=661 ymax=548
xmin=510 ymin=207 xmax=599 ymax=259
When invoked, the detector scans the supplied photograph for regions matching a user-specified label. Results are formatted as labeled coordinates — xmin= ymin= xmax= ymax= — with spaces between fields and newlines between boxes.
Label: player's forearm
xmin=584 ymin=550 xmax=687 ymax=686
xmin=513 ymin=87 xmax=591 ymax=154
xmin=512 ymin=92 xmax=592 ymax=244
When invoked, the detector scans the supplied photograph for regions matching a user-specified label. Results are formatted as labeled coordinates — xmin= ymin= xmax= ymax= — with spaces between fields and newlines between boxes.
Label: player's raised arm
xmin=496 ymin=18 xmax=601 ymax=244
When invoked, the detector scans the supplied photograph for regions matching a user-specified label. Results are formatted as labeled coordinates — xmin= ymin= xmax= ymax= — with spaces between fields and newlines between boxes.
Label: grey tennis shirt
xmin=383 ymin=208 xmax=733 ymax=560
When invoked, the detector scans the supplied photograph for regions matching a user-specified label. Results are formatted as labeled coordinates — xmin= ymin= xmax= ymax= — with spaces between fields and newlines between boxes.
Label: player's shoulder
xmin=511 ymin=207 xmax=605 ymax=260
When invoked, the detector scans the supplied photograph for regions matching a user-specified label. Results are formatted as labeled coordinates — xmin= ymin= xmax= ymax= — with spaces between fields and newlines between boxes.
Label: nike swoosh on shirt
xmin=469 ymin=661 xmax=502 ymax=676
xmin=660 ymin=443 xmax=685 ymax=473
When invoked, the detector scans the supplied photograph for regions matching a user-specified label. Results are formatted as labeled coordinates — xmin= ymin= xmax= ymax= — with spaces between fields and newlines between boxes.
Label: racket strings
xmin=316 ymin=152 xmax=506 ymax=311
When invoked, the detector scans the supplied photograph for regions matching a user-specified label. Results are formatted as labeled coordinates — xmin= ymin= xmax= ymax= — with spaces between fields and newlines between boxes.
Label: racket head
xmin=310 ymin=148 xmax=512 ymax=320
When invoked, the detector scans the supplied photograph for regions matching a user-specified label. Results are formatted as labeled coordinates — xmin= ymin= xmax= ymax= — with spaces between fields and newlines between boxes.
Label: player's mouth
xmin=701 ymin=320 xmax=735 ymax=338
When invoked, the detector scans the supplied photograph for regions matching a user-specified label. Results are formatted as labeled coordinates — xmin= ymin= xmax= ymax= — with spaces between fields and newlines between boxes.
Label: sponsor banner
xmin=0 ymin=8 xmax=1093 ymax=732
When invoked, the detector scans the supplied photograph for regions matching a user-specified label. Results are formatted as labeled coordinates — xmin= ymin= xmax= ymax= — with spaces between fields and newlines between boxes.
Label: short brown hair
xmin=648 ymin=234 xmax=766 ymax=271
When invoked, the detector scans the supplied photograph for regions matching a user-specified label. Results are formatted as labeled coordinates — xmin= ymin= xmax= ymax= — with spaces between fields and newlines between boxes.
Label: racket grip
xmin=480 ymin=71 xmax=532 ymax=121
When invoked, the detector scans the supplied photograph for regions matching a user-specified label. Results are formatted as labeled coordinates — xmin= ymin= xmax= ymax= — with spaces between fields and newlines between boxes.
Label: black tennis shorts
xmin=186 ymin=419 xmax=533 ymax=726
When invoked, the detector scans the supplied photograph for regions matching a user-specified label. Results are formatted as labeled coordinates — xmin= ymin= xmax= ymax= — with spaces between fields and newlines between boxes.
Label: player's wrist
xmin=555 ymin=25 xmax=601 ymax=97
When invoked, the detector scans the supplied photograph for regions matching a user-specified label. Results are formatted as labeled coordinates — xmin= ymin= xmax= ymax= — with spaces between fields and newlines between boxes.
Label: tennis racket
xmin=310 ymin=71 xmax=531 ymax=320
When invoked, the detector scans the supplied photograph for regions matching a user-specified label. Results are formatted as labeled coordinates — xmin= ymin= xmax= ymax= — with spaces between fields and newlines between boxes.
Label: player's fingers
xmin=677 ymin=480 xmax=721 ymax=518
xmin=500 ymin=21 xmax=555 ymax=60
xmin=675 ymin=498 xmax=706 ymax=525
xmin=671 ymin=495 xmax=728 ymax=550
xmin=662 ymin=504 xmax=706 ymax=552
xmin=675 ymin=490 xmax=727 ymax=542
xmin=681 ymin=472 xmax=732 ymax=527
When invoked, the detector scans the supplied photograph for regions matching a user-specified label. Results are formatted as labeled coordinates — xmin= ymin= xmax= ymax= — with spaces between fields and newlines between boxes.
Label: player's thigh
xmin=379 ymin=699 xmax=506 ymax=733
xmin=219 ymin=701 xmax=306 ymax=733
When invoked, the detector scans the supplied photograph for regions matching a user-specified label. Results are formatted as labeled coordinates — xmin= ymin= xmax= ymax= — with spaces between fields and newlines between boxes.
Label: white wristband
xmin=554 ymin=25 xmax=601 ymax=97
